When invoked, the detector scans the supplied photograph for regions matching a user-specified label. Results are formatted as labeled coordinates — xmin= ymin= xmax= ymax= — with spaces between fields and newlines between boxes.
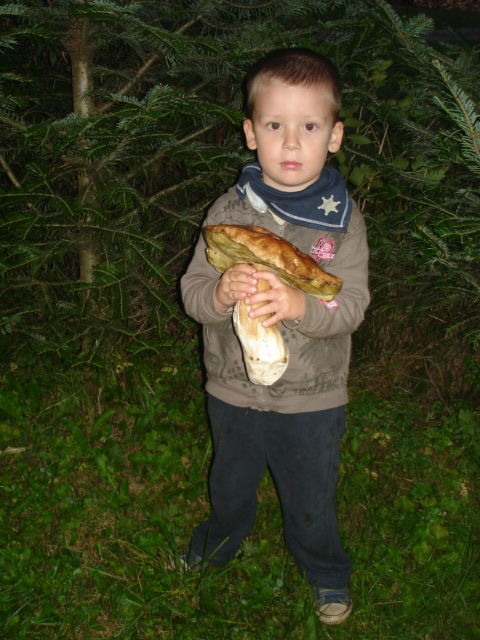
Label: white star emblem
xmin=317 ymin=195 xmax=340 ymax=216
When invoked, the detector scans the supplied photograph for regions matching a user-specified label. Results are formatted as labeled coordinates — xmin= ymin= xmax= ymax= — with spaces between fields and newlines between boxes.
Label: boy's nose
xmin=283 ymin=129 xmax=300 ymax=150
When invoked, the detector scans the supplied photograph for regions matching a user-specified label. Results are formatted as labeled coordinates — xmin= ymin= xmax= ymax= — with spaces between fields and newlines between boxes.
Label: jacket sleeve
xmin=289 ymin=203 xmax=370 ymax=339
xmin=180 ymin=215 xmax=233 ymax=326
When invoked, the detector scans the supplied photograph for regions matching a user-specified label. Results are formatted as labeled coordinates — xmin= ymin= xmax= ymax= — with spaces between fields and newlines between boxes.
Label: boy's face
xmin=243 ymin=81 xmax=343 ymax=192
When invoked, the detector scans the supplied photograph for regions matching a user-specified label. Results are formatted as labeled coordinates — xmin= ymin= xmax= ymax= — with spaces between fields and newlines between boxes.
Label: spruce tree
xmin=1 ymin=1 xmax=478 ymax=396
xmin=331 ymin=1 xmax=480 ymax=390
xmin=0 ymin=0 xmax=329 ymax=363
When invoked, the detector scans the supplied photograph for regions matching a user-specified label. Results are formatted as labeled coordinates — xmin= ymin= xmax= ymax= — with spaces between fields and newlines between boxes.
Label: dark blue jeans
xmin=190 ymin=395 xmax=352 ymax=589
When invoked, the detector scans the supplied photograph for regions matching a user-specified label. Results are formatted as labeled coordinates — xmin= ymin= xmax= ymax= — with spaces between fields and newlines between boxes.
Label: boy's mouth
xmin=281 ymin=161 xmax=302 ymax=169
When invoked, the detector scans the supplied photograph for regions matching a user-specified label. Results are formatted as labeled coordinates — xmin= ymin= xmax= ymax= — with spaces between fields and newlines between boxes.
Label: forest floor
xmin=1 ymin=350 xmax=478 ymax=639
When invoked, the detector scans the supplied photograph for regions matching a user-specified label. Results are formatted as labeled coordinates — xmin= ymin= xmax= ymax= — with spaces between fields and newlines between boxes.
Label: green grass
xmin=0 ymin=350 xmax=479 ymax=639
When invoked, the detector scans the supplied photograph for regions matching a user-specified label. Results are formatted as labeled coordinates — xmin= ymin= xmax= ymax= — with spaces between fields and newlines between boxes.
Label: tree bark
xmin=63 ymin=12 xmax=98 ymax=285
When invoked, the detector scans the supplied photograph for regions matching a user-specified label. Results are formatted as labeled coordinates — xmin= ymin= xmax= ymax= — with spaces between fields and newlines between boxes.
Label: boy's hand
xmin=245 ymin=269 xmax=306 ymax=328
xmin=214 ymin=263 xmax=259 ymax=312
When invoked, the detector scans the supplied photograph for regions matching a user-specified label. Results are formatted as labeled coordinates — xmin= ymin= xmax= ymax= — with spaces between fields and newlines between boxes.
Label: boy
xmin=180 ymin=48 xmax=369 ymax=626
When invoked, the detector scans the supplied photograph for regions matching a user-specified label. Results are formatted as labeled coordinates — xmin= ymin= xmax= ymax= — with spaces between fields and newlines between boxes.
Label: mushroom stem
xmin=233 ymin=263 xmax=289 ymax=385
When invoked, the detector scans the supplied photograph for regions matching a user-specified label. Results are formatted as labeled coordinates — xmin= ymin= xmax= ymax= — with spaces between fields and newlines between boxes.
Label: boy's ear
xmin=328 ymin=121 xmax=344 ymax=153
xmin=243 ymin=119 xmax=257 ymax=150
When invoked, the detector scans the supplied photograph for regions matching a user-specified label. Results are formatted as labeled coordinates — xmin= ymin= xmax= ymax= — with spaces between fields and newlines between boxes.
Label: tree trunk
xmin=64 ymin=12 xmax=98 ymax=285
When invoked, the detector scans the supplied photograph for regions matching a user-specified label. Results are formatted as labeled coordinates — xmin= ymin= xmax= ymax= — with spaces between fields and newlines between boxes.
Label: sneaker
xmin=178 ymin=549 xmax=210 ymax=572
xmin=314 ymin=587 xmax=352 ymax=625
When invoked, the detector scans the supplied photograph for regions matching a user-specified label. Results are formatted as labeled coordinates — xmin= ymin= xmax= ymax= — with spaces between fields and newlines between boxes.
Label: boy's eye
xmin=268 ymin=122 xmax=281 ymax=130
xmin=304 ymin=123 xmax=317 ymax=131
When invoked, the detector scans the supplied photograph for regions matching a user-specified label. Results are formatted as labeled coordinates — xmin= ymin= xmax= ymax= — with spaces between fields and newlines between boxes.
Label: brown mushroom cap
xmin=204 ymin=224 xmax=342 ymax=300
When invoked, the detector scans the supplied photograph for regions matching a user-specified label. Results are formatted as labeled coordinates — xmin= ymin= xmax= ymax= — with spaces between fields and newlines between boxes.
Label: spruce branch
xmin=0 ymin=153 xmax=22 ymax=189
xmin=96 ymin=53 xmax=159 ymax=115
xmin=0 ymin=113 xmax=27 ymax=132
xmin=432 ymin=59 xmax=480 ymax=168
xmin=127 ymin=124 xmax=216 ymax=179
xmin=95 ymin=4 xmax=210 ymax=116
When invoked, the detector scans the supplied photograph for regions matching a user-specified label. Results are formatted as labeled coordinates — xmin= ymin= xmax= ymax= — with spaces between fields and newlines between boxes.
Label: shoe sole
xmin=316 ymin=600 xmax=353 ymax=626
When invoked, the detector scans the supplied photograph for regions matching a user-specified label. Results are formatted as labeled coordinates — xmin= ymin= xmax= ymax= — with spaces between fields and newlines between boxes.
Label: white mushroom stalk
xmin=232 ymin=265 xmax=289 ymax=385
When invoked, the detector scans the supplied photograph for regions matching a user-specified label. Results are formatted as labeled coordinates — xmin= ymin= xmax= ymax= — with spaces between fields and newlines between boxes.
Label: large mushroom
xmin=204 ymin=224 xmax=342 ymax=385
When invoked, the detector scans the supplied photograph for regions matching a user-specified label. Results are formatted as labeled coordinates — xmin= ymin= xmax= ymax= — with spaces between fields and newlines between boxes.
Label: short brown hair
xmin=245 ymin=48 xmax=342 ymax=122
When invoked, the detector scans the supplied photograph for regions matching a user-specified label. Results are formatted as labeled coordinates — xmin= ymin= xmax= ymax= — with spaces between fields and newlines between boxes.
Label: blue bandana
xmin=236 ymin=162 xmax=352 ymax=232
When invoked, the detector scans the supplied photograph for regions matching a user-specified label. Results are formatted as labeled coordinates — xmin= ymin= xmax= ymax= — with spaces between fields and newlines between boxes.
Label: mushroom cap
xmin=204 ymin=224 xmax=342 ymax=300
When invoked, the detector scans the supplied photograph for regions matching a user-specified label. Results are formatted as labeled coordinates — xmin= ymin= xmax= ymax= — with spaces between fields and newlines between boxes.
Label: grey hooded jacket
xmin=181 ymin=186 xmax=370 ymax=413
